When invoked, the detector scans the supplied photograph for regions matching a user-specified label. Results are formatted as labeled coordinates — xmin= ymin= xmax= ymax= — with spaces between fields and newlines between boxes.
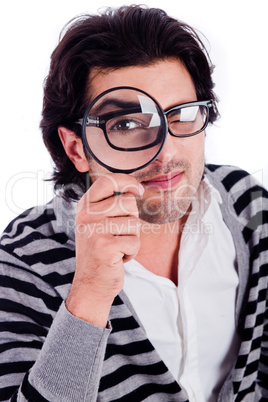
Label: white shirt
xmin=123 ymin=178 xmax=240 ymax=402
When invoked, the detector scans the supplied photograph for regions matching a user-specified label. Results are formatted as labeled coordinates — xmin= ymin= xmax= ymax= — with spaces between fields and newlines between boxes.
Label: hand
xmin=65 ymin=173 xmax=144 ymax=327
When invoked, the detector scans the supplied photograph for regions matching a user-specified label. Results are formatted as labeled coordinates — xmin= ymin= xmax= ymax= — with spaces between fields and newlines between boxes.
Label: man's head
xmin=62 ymin=59 xmax=206 ymax=223
xmin=41 ymin=5 xmax=219 ymax=215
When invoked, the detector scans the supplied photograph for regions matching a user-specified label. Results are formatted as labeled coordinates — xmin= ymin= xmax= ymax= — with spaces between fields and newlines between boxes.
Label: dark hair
xmin=41 ymin=5 xmax=219 ymax=200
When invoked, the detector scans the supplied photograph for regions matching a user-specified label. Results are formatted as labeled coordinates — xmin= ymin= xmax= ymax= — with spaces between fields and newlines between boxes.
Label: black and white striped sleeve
xmin=0 ymin=210 xmax=111 ymax=401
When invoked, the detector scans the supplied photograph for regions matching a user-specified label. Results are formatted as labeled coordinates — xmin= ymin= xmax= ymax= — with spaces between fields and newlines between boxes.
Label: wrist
xmin=65 ymin=287 xmax=113 ymax=328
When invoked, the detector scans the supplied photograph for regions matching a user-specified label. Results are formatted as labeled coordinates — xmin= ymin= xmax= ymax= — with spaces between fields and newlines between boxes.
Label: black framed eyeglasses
xmin=77 ymin=86 xmax=213 ymax=173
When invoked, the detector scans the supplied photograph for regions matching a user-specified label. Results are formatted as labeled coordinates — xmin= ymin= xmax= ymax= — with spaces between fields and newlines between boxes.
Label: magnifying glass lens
xmin=82 ymin=87 xmax=166 ymax=173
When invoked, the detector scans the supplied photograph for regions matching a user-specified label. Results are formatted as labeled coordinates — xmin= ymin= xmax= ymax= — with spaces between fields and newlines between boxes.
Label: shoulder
xmin=205 ymin=163 xmax=268 ymax=197
xmin=1 ymin=201 xmax=56 ymax=238
xmin=0 ymin=198 xmax=75 ymax=290
xmin=1 ymin=200 xmax=68 ymax=253
xmin=205 ymin=164 xmax=268 ymax=242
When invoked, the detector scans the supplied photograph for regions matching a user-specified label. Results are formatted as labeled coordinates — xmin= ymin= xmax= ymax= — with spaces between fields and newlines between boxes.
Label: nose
xmin=154 ymin=130 xmax=178 ymax=165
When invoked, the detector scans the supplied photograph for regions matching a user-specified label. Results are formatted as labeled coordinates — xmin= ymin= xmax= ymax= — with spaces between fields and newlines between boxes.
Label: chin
xmin=137 ymin=194 xmax=193 ymax=225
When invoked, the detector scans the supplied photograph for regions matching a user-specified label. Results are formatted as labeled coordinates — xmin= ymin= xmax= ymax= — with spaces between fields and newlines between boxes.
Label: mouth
xmin=141 ymin=171 xmax=184 ymax=190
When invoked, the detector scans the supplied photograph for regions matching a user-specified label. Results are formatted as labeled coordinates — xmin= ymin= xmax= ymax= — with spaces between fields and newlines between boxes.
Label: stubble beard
xmin=135 ymin=157 xmax=205 ymax=224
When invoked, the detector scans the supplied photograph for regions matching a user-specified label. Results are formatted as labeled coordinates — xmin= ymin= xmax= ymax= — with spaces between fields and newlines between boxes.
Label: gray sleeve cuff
xmin=29 ymin=301 xmax=111 ymax=401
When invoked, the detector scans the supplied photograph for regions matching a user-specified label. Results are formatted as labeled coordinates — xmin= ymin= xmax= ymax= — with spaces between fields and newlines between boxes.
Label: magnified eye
xmin=109 ymin=118 xmax=143 ymax=132
xmin=105 ymin=113 xmax=160 ymax=149
xmin=107 ymin=116 xmax=148 ymax=148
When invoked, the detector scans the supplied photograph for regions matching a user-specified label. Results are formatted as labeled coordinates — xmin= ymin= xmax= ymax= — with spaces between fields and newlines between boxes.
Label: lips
xmin=141 ymin=171 xmax=184 ymax=190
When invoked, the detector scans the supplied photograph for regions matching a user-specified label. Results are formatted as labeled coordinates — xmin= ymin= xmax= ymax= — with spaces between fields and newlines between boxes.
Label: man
xmin=0 ymin=5 xmax=267 ymax=401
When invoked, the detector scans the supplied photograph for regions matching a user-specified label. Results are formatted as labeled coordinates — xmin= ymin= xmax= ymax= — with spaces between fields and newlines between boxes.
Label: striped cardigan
xmin=0 ymin=164 xmax=267 ymax=401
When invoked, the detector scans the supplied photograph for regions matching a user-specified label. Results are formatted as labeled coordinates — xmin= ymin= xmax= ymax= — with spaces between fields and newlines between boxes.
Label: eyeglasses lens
xmin=167 ymin=105 xmax=207 ymax=136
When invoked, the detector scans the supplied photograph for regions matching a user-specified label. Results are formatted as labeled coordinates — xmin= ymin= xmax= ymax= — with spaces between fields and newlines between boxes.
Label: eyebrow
xmin=91 ymin=98 xmax=141 ymax=116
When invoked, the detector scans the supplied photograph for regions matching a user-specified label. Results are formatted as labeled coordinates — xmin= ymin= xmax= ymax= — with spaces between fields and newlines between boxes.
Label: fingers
xmin=77 ymin=173 xmax=144 ymax=219
xmin=76 ymin=215 xmax=141 ymax=240
xmin=78 ymin=192 xmax=139 ymax=220
xmin=76 ymin=174 xmax=143 ymax=241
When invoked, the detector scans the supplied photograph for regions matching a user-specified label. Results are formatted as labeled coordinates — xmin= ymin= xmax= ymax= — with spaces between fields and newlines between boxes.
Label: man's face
xmin=86 ymin=59 xmax=205 ymax=224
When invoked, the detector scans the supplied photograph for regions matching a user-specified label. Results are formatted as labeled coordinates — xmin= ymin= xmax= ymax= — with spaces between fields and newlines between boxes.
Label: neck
xmin=135 ymin=217 xmax=186 ymax=285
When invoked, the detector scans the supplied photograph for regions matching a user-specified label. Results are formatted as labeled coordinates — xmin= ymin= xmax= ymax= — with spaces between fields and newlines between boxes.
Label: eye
xmin=110 ymin=118 xmax=143 ymax=131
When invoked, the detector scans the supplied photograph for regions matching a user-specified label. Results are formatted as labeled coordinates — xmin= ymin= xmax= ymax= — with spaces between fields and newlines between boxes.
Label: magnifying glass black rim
xmin=81 ymin=85 xmax=167 ymax=174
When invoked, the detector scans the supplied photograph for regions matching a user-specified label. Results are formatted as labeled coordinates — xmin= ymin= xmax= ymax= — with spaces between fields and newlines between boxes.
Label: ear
xmin=58 ymin=127 xmax=90 ymax=173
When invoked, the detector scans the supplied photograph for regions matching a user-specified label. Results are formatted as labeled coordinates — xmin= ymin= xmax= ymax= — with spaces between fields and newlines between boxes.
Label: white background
xmin=0 ymin=0 xmax=267 ymax=233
